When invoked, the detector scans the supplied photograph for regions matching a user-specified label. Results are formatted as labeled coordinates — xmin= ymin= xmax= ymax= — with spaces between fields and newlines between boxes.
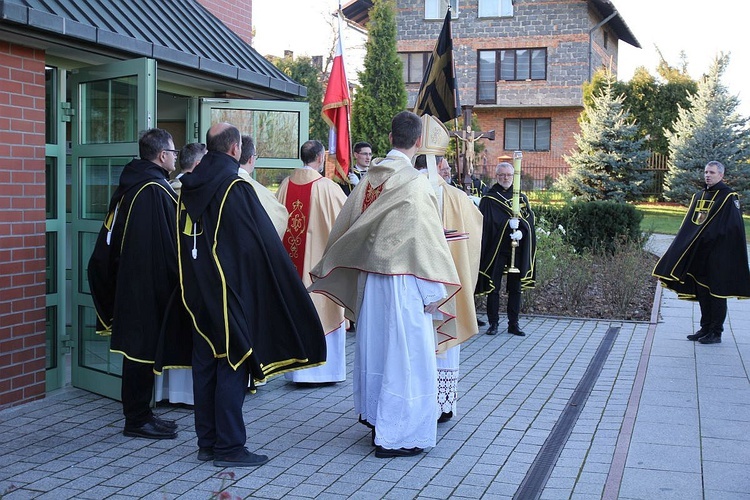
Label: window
xmin=477 ymin=48 xmax=547 ymax=103
xmin=399 ymin=52 xmax=430 ymax=84
xmin=504 ymin=118 xmax=551 ymax=151
xmin=425 ymin=0 xmax=458 ymax=19
xmin=478 ymin=0 xmax=513 ymax=17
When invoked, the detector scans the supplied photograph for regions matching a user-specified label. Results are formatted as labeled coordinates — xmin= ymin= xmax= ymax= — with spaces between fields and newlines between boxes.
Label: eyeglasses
xmin=497 ymin=173 xmax=513 ymax=178
xmin=356 ymin=152 xmax=373 ymax=156
xmin=164 ymin=149 xmax=179 ymax=156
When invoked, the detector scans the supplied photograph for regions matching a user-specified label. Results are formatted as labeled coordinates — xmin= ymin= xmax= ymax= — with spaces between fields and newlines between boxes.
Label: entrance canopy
xmin=0 ymin=0 xmax=306 ymax=98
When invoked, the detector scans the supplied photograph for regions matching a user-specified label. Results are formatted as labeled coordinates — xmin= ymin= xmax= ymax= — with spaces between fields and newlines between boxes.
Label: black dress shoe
xmin=687 ymin=329 xmax=709 ymax=341
xmin=477 ymin=319 xmax=486 ymax=327
xmin=437 ymin=411 xmax=453 ymax=423
xmin=374 ymin=446 xmax=423 ymax=458
xmin=197 ymin=447 xmax=214 ymax=461
xmin=152 ymin=415 xmax=177 ymax=430
xmin=485 ymin=323 xmax=498 ymax=335
xmin=123 ymin=421 xmax=177 ymax=440
xmin=508 ymin=325 xmax=526 ymax=337
xmin=213 ymin=447 xmax=269 ymax=467
xmin=698 ymin=333 xmax=722 ymax=344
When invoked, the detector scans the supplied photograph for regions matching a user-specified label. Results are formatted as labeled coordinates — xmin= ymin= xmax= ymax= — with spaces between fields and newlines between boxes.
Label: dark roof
xmin=341 ymin=0 xmax=373 ymax=30
xmin=0 ymin=0 xmax=306 ymax=97
xmin=589 ymin=0 xmax=640 ymax=48
xmin=340 ymin=0 xmax=640 ymax=49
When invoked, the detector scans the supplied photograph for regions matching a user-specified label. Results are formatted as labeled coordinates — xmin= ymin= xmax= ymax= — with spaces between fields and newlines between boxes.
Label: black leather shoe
xmin=197 ymin=447 xmax=214 ymax=461
xmin=477 ymin=319 xmax=486 ymax=327
xmin=438 ymin=411 xmax=453 ymax=423
xmin=698 ymin=333 xmax=722 ymax=344
xmin=374 ymin=446 xmax=423 ymax=458
xmin=687 ymin=329 xmax=709 ymax=341
xmin=213 ymin=448 xmax=269 ymax=467
xmin=123 ymin=421 xmax=177 ymax=440
xmin=485 ymin=323 xmax=498 ymax=335
xmin=152 ymin=415 xmax=177 ymax=430
xmin=508 ymin=325 xmax=526 ymax=336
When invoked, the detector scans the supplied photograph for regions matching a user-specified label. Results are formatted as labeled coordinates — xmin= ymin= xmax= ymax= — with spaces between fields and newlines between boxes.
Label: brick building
xmin=0 ymin=0 xmax=309 ymax=409
xmin=353 ymin=0 xmax=639 ymax=184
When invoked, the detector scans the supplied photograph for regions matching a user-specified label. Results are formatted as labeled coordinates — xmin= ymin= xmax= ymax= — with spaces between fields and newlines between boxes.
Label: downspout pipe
xmin=589 ymin=10 xmax=618 ymax=80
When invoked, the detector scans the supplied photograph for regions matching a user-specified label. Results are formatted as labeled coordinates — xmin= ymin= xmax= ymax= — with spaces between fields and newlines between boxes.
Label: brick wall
xmin=197 ymin=0 xmax=253 ymax=45
xmin=398 ymin=0 xmax=619 ymax=108
xmin=0 ymin=41 xmax=47 ymax=409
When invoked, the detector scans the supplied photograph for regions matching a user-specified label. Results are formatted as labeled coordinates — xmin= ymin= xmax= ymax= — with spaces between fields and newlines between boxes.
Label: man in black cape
xmin=88 ymin=128 xmax=189 ymax=440
xmin=475 ymin=161 xmax=536 ymax=336
xmin=178 ymin=122 xmax=326 ymax=467
xmin=653 ymin=160 xmax=750 ymax=344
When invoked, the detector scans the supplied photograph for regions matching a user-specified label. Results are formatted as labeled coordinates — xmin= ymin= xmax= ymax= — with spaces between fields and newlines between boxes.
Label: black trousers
xmin=192 ymin=329 xmax=249 ymax=457
xmin=486 ymin=252 xmax=522 ymax=328
xmin=696 ymin=286 xmax=727 ymax=335
xmin=121 ymin=358 xmax=154 ymax=427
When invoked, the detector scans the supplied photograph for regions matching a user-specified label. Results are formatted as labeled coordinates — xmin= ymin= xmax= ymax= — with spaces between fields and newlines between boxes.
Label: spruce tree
xmin=558 ymin=73 xmax=650 ymax=202
xmin=350 ymin=0 xmax=407 ymax=156
xmin=664 ymin=54 xmax=750 ymax=206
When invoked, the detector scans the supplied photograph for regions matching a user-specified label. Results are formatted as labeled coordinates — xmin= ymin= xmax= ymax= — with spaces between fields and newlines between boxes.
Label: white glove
xmin=509 ymin=217 xmax=519 ymax=230
xmin=510 ymin=230 xmax=523 ymax=241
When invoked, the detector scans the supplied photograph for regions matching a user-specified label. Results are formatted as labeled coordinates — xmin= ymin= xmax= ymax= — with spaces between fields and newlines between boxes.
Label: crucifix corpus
xmin=450 ymin=105 xmax=495 ymax=193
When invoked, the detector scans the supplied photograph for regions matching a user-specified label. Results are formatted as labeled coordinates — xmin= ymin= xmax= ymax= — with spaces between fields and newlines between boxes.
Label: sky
xmin=252 ymin=0 xmax=748 ymax=116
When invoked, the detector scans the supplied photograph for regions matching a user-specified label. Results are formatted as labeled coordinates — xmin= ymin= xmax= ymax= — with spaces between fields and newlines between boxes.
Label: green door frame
xmin=69 ymin=57 xmax=157 ymax=400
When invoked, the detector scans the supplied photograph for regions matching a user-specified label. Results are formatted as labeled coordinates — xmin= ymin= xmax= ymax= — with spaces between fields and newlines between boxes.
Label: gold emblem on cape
xmin=362 ymin=183 xmax=384 ymax=213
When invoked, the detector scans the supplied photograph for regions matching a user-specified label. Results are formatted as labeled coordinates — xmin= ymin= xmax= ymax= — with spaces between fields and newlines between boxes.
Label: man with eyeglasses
xmin=88 ymin=128 xmax=187 ymax=440
xmin=475 ymin=161 xmax=537 ymax=337
xmin=340 ymin=141 xmax=372 ymax=196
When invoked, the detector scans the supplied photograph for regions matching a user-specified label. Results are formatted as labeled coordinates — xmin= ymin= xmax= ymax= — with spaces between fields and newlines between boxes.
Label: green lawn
xmin=636 ymin=203 xmax=750 ymax=241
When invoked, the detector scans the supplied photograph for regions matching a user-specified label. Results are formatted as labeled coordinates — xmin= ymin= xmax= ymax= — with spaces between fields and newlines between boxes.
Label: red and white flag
xmin=322 ymin=13 xmax=351 ymax=184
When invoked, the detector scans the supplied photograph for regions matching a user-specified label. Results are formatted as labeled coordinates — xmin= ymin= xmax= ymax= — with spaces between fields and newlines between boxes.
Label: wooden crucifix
xmin=450 ymin=105 xmax=495 ymax=193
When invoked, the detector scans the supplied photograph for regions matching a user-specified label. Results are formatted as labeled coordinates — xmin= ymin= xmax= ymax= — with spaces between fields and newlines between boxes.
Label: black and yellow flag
xmin=413 ymin=9 xmax=460 ymax=123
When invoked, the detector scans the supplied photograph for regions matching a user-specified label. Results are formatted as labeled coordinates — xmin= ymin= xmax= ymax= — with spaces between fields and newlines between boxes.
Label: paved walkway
xmin=1 ymin=237 xmax=749 ymax=499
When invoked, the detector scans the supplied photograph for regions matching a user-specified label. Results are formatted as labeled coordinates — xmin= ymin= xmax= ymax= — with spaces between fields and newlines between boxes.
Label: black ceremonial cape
xmin=475 ymin=183 xmax=537 ymax=294
xmin=653 ymin=181 xmax=750 ymax=299
xmin=87 ymin=159 xmax=191 ymax=371
xmin=177 ymin=151 xmax=326 ymax=378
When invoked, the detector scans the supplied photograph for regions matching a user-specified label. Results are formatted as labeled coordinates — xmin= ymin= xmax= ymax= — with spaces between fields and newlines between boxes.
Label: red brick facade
xmin=197 ymin=0 xmax=253 ymax=45
xmin=0 ymin=41 xmax=47 ymax=409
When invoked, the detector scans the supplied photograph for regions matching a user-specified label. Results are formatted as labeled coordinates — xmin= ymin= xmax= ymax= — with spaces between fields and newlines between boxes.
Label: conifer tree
xmin=664 ymin=54 xmax=750 ymax=206
xmin=558 ymin=73 xmax=650 ymax=202
xmin=350 ymin=0 xmax=407 ymax=156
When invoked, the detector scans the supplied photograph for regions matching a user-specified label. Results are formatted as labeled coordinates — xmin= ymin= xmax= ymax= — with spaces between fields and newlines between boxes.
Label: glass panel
xmin=425 ymin=0 xmax=439 ymax=18
xmin=531 ymin=49 xmax=546 ymax=79
xmin=254 ymin=168 xmax=295 ymax=193
xmin=45 ymin=67 xmax=57 ymax=145
xmin=516 ymin=50 xmax=530 ymax=80
xmin=500 ymin=0 xmax=513 ymax=16
xmin=500 ymin=50 xmax=515 ymax=80
xmin=398 ymin=53 xmax=409 ymax=82
xmin=78 ymin=232 xmax=99 ymax=295
xmin=211 ymin=109 xmax=301 ymax=160
xmin=520 ymin=119 xmax=536 ymax=150
xmin=78 ymin=305 xmax=122 ymax=376
xmin=46 ymin=157 xmax=57 ymax=219
xmin=409 ymin=54 xmax=425 ymax=84
xmin=504 ymin=119 xmax=520 ymax=150
xmin=79 ymin=157 xmax=129 ymax=220
xmin=80 ymin=76 xmax=138 ymax=144
xmin=478 ymin=51 xmax=497 ymax=102
xmin=46 ymin=306 xmax=57 ymax=370
xmin=46 ymin=232 xmax=57 ymax=294
xmin=478 ymin=0 xmax=499 ymax=17
xmin=536 ymin=119 xmax=551 ymax=150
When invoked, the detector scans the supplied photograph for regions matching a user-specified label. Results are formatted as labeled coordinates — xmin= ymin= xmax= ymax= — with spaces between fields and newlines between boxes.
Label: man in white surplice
xmin=309 ymin=111 xmax=461 ymax=458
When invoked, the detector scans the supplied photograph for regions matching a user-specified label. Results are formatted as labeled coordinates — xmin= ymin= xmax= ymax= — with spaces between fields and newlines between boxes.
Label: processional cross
xmin=450 ymin=105 xmax=495 ymax=192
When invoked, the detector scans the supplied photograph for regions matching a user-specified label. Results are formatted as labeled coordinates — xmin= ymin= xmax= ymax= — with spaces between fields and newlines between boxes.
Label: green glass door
xmin=70 ymin=58 xmax=156 ymax=400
